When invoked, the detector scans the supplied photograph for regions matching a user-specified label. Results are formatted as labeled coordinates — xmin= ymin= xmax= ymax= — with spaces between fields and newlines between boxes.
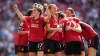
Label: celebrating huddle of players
xmin=13 ymin=3 xmax=99 ymax=56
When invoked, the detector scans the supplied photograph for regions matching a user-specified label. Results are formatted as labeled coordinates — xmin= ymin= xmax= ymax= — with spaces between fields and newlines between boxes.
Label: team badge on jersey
xmin=22 ymin=48 xmax=24 ymax=51
xmin=31 ymin=24 xmax=39 ymax=28
xmin=47 ymin=49 xmax=50 ymax=52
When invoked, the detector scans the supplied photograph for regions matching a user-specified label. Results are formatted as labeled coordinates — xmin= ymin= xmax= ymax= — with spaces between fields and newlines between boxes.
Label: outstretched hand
xmin=13 ymin=4 xmax=18 ymax=9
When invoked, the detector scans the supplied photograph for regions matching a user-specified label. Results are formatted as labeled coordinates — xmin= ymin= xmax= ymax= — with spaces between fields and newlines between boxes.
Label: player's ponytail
xmin=57 ymin=11 xmax=65 ymax=19
xmin=25 ymin=9 xmax=33 ymax=16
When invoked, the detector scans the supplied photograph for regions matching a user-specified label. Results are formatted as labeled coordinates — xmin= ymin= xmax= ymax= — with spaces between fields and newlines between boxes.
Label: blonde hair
xmin=48 ymin=4 xmax=57 ymax=9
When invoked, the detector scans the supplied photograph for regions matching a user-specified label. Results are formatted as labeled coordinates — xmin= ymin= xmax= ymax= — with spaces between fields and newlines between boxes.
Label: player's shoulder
xmin=80 ymin=22 xmax=91 ymax=28
xmin=62 ymin=18 xmax=68 ymax=22
xmin=80 ymin=22 xmax=88 ymax=25
xmin=25 ymin=16 xmax=32 ymax=18
xmin=25 ymin=16 xmax=32 ymax=21
xmin=38 ymin=16 xmax=45 ymax=20
xmin=73 ymin=17 xmax=80 ymax=23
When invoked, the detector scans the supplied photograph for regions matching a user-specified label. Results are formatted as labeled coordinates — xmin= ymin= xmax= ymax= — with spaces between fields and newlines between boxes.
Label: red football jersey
xmin=15 ymin=20 xmax=29 ymax=46
xmin=58 ymin=19 xmax=65 ymax=43
xmin=46 ymin=17 xmax=62 ymax=41
xmin=80 ymin=22 xmax=97 ymax=44
xmin=25 ymin=16 xmax=45 ymax=42
xmin=63 ymin=19 xmax=82 ymax=43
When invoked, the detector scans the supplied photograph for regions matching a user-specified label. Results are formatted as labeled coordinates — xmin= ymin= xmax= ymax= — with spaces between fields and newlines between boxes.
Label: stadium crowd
xmin=0 ymin=0 xmax=100 ymax=56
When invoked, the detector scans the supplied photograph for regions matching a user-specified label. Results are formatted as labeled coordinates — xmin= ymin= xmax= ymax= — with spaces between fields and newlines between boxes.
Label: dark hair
xmin=67 ymin=7 xmax=75 ymax=17
xmin=58 ymin=11 xmax=65 ymax=19
xmin=36 ymin=8 xmax=42 ymax=15
xmin=33 ymin=3 xmax=43 ymax=16
xmin=25 ymin=9 xmax=33 ymax=16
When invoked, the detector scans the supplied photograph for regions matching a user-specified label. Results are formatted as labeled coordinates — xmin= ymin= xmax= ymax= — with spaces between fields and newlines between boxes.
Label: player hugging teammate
xmin=13 ymin=3 xmax=99 ymax=56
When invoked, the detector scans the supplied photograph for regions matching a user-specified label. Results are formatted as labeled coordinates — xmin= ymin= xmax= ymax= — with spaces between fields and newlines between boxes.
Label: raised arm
xmin=44 ymin=4 xmax=51 ymax=22
xmin=13 ymin=4 xmax=25 ymax=20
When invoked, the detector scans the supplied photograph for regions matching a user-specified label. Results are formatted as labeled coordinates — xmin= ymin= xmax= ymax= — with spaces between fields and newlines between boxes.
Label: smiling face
xmin=65 ymin=8 xmax=75 ymax=17
xmin=66 ymin=10 xmax=73 ymax=17
xmin=31 ymin=8 xmax=40 ymax=17
xmin=48 ymin=4 xmax=57 ymax=15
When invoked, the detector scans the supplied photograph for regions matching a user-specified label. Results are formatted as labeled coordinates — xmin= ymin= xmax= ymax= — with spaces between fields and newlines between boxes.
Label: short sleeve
xmin=61 ymin=19 xmax=69 ymax=26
